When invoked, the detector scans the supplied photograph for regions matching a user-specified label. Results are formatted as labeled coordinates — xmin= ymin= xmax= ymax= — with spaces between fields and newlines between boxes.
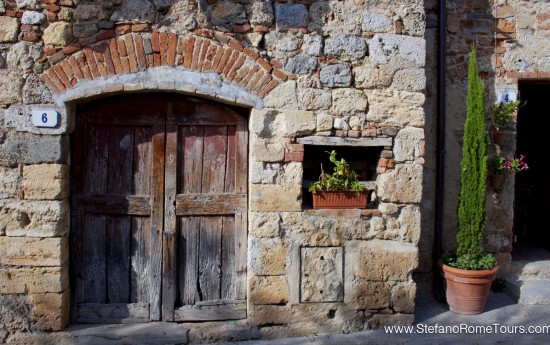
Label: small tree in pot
xmin=440 ymin=47 xmax=498 ymax=314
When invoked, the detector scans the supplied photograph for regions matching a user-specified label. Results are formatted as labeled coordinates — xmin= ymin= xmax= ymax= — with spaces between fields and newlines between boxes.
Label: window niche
xmin=298 ymin=136 xmax=392 ymax=209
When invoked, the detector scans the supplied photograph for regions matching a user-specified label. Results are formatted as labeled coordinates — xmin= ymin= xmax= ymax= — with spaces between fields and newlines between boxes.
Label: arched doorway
xmin=70 ymin=93 xmax=248 ymax=323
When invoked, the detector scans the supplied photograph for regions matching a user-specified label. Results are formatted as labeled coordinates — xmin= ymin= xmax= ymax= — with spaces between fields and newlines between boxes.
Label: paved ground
xmin=199 ymin=278 xmax=550 ymax=345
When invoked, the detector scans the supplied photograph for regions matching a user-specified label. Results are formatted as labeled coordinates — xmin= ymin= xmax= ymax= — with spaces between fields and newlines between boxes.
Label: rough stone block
xmin=391 ymin=282 xmax=416 ymax=313
xmin=350 ymin=240 xmax=418 ymax=281
xmin=391 ymin=68 xmax=426 ymax=92
xmin=0 ymin=236 xmax=68 ymax=267
xmin=349 ymin=280 xmax=390 ymax=309
xmin=362 ymin=11 xmax=392 ymax=33
xmin=394 ymin=127 xmax=425 ymax=162
xmin=303 ymin=34 xmax=323 ymax=56
xmin=284 ymin=55 xmax=318 ymax=75
xmin=110 ymin=0 xmax=156 ymax=22
xmin=282 ymin=110 xmax=316 ymax=136
xmin=299 ymin=88 xmax=332 ymax=110
xmin=249 ymin=1 xmax=274 ymax=27
xmin=5 ymin=105 xmax=70 ymax=135
xmin=251 ymin=139 xmax=285 ymax=162
xmin=23 ymin=74 xmax=54 ymax=105
xmin=320 ymin=64 xmax=352 ymax=87
xmin=0 ymin=16 xmax=19 ymax=43
xmin=43 ymin=22 xmax=74 ymax=46
xmin=30 ymin=290 xmax=70 ymax=331
xmin=0 ymin=131 xmax=68 ymax=164
xmin=365 ymin=89 xmax=425 ymax=128
xmin=0 ymin=166 xmax=19 ymax=200
xmin=324 ymin=35 xmax=367 ymax=61
xmin=377 ymin=163 xmax=423 ymax=203
xmin=275 ymin=3 xmax=308 ymax=30
xmin=250 ymin=184 xmax=301 ymax=212
xmin=23 ymin=164 xmax=68 ymax=200
xmin=0 ymin=70 xmax=23 ymax=105
xmin=0 ymin=265 xmax=68 ymax=294
xmin=21 ymin=11 xmax=45 ymax=25
xmin=316 ymin=112 xmax=333 ymax=131
xmin=369 ymin=313 xmax=414 ymax=329
xmin=0 ymin=199 xmax=69 ymax=237
xmin=250 ymin=305 xmax=292 ymax=325
xmin=263 ymin=81 xmax=298 ymax=109
xmin=369 ymin=34 xmax=426 ymax=66
xmin=301 ymin=247 xmax=343 ymax=302
xmin=332 ymin=89 xmax=368 ymax=115
xmin=249 ymin=237 xmax=288 ymax=275
xmin=397 ymin=205 xmax=421 ymax=245
xmin=250 ymin=161 xmax=302 ymax=186
xmin=249 ymin=275 xmax=288 ymax=305
xmin=249 ymin=211 xmax=281 ymax=238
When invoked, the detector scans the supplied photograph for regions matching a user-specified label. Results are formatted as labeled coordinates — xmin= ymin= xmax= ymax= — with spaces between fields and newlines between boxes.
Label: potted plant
xmin=308 ymin=150 xmax=368 ymax=209
xmin=491 ymin=99 xmax=522 ymax=145
xmin=440 ymin=47 xmax=499 ymax=315
xmin=489 ymin=154 xmax=528 ymax=189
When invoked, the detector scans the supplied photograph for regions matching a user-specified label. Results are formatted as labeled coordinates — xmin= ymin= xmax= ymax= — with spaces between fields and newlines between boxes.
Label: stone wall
xmin=1 ymin=0 xmax=427 ymax=340
xmin=443 ymin=0 xmax=550 ymax=275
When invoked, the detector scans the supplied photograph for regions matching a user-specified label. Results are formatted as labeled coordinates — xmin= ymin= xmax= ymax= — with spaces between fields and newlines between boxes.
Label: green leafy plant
xmin=444 ymin=47 xmax=497 ymax=271
xmin=492 ymin=99 xmax=522 ymax=130
xmin=308 ymin=150 xmax=365 ymax=194
xmin=496 ymin=155 xmax=528 ymax=174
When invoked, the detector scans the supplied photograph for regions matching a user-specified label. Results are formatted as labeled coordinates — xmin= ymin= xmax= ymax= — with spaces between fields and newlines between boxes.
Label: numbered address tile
xmin=31 ymin=110 xmax=59 ymax=128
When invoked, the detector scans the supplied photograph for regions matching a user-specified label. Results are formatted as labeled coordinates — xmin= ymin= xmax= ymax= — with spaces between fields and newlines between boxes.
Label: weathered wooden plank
xmin=225 ymin=126 xmax=237 ymax=193
xmin=72 ymin=195 xmax=151 ymax=216
xmin=162 ymin=124 xmax=178 ymax=321
xmin=175 ymin=194 xmax=247 ymax=215
xmin=181 ymin=126 xmax=204 ymax=194
xmin=168 ymin=101 xmax=241 ymax=125
xmin=107 ymin=126 xmax=134 ymax=194
xmin=202 ymin=126 xmax=228 ymax=194
xmin=179 ymin=217 xmax=200 ymax=305
xmin=173 ymin=300 xmax=246 ymax=321
xmin=81 ymin=213 xmax=107 ymax=303
xmin=221 ymin=216 xmax=236 ymax=300
xmin=148 ymin=125 xmax=165 ymax=321
xmin=296 ymin=136 xmax=393 ymax=147
xmin=79 ymin=94 xmax=165 ymax=126
xmin=235 ymin=122 xmax=248 ymax=194
xmin=85 ymin=124 xmax=109 ymax=194
xmin=198 ymin=217 xmax=222 ymax=301
xmin=235 ymin=212 xmax=247 ymax=300
xmin=71 ymin=120 xmax=86 ymax=195
xmin=131 ymin=127 xmax=153 ymax=304
xmin=76 ymin=303 xmax=150 ymax=324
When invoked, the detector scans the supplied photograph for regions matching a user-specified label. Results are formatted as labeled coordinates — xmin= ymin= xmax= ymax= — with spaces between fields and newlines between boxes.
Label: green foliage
xmin=453 ymin=47 xmax=496 ymax=270
xmin=443 ymin=251 xmax=497 ymax=271
xmin=308 ymin=150 xmax=365 ymax=194
xmin=492 ymin=100 xmax=522 ymax=129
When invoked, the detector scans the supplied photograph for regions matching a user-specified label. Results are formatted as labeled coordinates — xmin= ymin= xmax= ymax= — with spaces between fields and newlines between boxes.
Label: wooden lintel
xmin=296 ymin=136 xmax=392 ymax=147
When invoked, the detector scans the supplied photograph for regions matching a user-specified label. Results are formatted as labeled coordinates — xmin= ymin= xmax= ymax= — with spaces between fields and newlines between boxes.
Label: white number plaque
xmin=31 ymin=110 xmax=59 ymax=128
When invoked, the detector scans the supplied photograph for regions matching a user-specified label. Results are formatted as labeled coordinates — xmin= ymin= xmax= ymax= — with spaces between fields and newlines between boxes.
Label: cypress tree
xmin=456 ymin=47 xmax=487 ymax=262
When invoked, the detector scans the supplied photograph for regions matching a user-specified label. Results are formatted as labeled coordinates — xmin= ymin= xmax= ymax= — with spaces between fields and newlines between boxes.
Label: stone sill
xmin=303 ymin=208 xmax=381 ymax=218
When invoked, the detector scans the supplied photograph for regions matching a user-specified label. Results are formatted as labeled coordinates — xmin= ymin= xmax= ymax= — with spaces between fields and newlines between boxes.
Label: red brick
xmin=59 ymin=0 xmax=73 ymax=5
xmin=116 ymin=25 xmax=131 ymax=35
xmin=101 ymin=41 xmax=116 ymax=75
xmin=120 ymin=56 xmax=130 ymax=73
xmin=83 ymin=48 xmax=101 ymax=78
xmin=131 ymin=23 xmax=149 ymax=32
xmin=123 ymin=34 xmax=138 ymax=72
xmin=272 ymin=68 xmax=288 ymax=81
xmin=227 ymin=54 xmax=245 ymax=80
xmin=52 ymin=64 xmax=71 ymax=88
xmin=62 ymin=43 xmax=81 ymax=55
xmin=210 ymin=45 xmax=225 ymax=71
xmin=253 ymin=25 xmax=269 ymax=32
xmin=183 ymin=36 xmax=195 ymax=69
xmin=348 ymin=130 xmax=361 ymax=138
xmin=270 ymin=59 xmax=283 ymax=68
xmin=284 ymin=151 xmax=304 ymax=162
xmin=67 ymin=55 xmax=84 ymax=81
xmin=79 ymin=35 xmax=97 ymax=46
xmin=109 ymin=39 xmax=123 ymax=74
xmin=191 ymin=37 xmax=204 ymax=70
xmin=243 ymin=47 xmax=259 ymax=60
xmin=228 ymin=39 xmax=244 ymax=52
xmin=40 ymin=73 xmax=59 ymax=94
xmin=537 ymin=14 xmax=550 ymax=30
xmin=176 ymin=36 xmax=186 ymax=55
xmin=213 ymin=32 xmax=231 ymax=45
xmin=159 ymin=32 xmax=169 ymax=65
xmin=222 ymin=50 xmax=239 ymax=75
xmin=44 ymin=47 xmax=59 ymax=56
xmin=5 ymin=10 xmax=22 ymax=18
xmin=240 ymin=65 xmax=259 ymax=87
xmin=233 ymin=23 xmax=251 ymax=33
xmin=45 ymin=4 xmax=60 ymax=12
xmin=117 ymin=38 xmax=127 ymax=56
xmin=146 ymin=54 xmax=154 ymax=68
xmin=167 ymin=33 xmax=177 ymax=67
xmin=133 ymin=34 xmax=146 ymax=69
xmin=23 ymin=32 xmax=40 ymax=42
xmin=59 ymin=61 xmax=75 ymax=85
xmin=151 ymin=31 xmax=160 ymax=53
xmin=75 ymin=51 xmax=92 ymax=79
xmin=97 ymin=29 xmax=115 ymax=41
xmin=259 ymin=78 xmax=278 ymax=97
xmin=233 ymin=64 xmax=250 ymax=84
xmin=153 ymin=53 xmax=160 ymax=67
xmin=254 ymin=73 xmax=272 ymax=93
xmin=257 ymin=58 xmax=273 ymax=72
xmin=45 ymin=69 xmax=65 ymax=93
xmin=46 ymin=11 xmax=57 ymax=22
xmin=201 ymin=44 xmax=218 ymax=71
xmin=216 ymin=48 xmax=233 ymax=74
xmin=37 ymin=55 xmax=48 ymax=63
xmin=197 ymin=40 xmax=212 ymax=71
xmin=245 ymin=68 xmax=264 ymax=90
xmin=360 ymin=209 xmax=382 ymax=218
xmin=287 ymin=143 xmax=304 ymax=152
xmin=42 ymin=0 xmax=58 ymax=4
xmin=20 ymin=24 xmax=34 ymax=32
xmin=92 ymin=47 xmax=108 ymax=77
xmin=194 ymin=28 xmax=214 ymax=39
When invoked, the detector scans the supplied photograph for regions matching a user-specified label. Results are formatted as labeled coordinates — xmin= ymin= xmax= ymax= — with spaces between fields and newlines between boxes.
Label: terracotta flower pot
xmin=492 ymin=129 xmax=507 ymax=146
xmin=312 ymin=190 xmax=368 ymax=209
xmin=440 ymin=262 xmax=499 ymax=315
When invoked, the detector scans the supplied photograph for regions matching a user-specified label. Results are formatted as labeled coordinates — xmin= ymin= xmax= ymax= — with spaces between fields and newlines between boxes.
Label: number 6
xmin=42 ymin=113 xmax=48 ymax=123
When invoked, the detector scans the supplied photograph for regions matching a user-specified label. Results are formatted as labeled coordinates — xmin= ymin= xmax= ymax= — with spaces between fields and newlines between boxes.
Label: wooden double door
xmin=71 ymin=94 xmax=248 ymax=323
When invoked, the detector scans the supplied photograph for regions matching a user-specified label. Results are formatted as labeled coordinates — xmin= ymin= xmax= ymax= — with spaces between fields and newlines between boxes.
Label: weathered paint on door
xmin=71 ymin=94 xmax=248 ymax=323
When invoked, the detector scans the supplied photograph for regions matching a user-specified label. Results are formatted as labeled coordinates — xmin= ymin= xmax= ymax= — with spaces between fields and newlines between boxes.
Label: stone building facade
xmin=0 ymin=0 xmax=548 ymax=342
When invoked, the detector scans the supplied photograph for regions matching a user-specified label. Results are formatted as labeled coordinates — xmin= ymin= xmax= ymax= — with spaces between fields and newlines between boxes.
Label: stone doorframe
xmin=13 ymin=31 xmax=286 ymax=330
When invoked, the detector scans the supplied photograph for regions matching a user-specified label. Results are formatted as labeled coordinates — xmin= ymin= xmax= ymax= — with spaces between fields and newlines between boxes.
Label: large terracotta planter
xmin=440 ymin=262 xmax=499 ymax=315
xmin=312 ymin=190 xmax=368 ymax=209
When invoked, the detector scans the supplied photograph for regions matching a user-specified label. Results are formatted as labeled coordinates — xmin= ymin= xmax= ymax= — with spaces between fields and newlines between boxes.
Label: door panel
xmin=72 ymin=94 xmax=247 ymax=323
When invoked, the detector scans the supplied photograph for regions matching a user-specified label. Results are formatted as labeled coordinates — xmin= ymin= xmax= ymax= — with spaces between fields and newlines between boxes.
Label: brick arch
xmin=40 ymin=30 xmax=288 ymax=101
